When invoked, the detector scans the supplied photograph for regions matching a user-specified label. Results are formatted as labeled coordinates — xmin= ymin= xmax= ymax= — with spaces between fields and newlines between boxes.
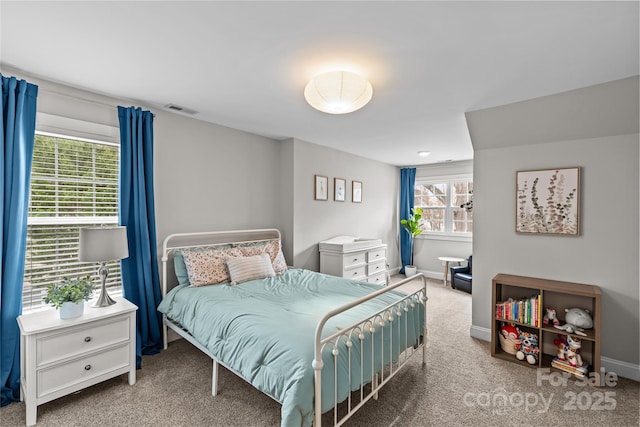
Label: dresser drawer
xmin=37 ymin=343 xmax=130 ymax=398
xmin=343 ymin=265 xmax=366 ymax=280
xmin=367 ymin=260 xmax=386 ymax=276
xmin=37 ymin=316 xmax=130 ymax=366
xmin=367 ymin=248 xmax=386 ymax=262
xmin=367 ymin=272 xmax=388 ymax=286
xmin=342 ymin=252 xmax=366 ymax=269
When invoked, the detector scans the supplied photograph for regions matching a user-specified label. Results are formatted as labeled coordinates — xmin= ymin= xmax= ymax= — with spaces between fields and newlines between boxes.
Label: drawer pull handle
xmin=353 ymin=272 xmax=358 ymax=276
xmin=84 ymin=337 xmax=91 ymax=342
xmin=376 ymin=254 xmax=380 ymax=257
xmin=354 ymin=258 xmax=358 ymax=262
xmin=84 ymin=365 xmax=91 ymax=371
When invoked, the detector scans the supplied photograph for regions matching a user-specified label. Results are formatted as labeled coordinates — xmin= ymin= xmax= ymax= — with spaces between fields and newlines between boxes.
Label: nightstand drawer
xmin=343 ymin=265 xmax=366 ymax=280
xmin=367 ymin=248 xmax=386 ymax=262
xmin=367 ymin=272 xmax=387 ymax=286
xmin=37 ymin=316 xmax=130 ymax=366
xmin=37 ymin=343 xmax=130 ymax=398
xmin=343 ymin=253 xmax=366 ymax=269
xmin=367 ymin=260 xmax=386 ymax=276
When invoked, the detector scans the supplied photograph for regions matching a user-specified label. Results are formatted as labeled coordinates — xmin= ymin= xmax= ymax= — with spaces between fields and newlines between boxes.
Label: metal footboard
xmin=313 ymin=273 xmax=427 ymax=427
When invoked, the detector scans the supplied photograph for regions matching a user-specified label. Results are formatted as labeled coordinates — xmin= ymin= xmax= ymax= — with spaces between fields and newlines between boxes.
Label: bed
xmin=158 ymin=229 xmax=427 ymax=427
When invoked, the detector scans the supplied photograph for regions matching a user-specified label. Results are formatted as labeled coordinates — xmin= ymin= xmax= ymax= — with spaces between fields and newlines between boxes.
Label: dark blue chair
xmin=450 ymin=256 xmax=472 ymax=293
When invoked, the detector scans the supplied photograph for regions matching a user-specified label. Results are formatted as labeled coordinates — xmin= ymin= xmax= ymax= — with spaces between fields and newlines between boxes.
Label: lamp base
xmin=91 ymin=262 xmax=117 ymax=307
xmin=92 ymin=288 xmax=117 ymax=307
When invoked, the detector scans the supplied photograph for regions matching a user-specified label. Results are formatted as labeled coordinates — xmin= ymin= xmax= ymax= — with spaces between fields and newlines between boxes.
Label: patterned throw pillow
xmin=174 ymin=244 xmax=232 ymax=285
xmin=235 ymin=239 xmax=288 ymax=274
xmin=226 ymin=253 xmax=276 ymax=285
xmin=182 ymin=247 xmax=242 ymax=287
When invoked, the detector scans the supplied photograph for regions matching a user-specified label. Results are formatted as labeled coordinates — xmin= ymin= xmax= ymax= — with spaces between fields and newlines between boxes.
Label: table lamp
xmin=79 ymin=226 xmax=129 ymax=307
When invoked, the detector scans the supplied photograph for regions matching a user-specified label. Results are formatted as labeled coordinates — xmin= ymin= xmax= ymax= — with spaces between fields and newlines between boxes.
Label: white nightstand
xmin=17 ymin=297 xmax=137 ymax=426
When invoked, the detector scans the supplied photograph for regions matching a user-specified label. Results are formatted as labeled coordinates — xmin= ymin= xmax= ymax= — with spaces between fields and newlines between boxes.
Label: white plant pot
xmin=59 ymin=301 xmax=84 ymax=319
xmin=405 ymin=266 xmax=417 ymax=277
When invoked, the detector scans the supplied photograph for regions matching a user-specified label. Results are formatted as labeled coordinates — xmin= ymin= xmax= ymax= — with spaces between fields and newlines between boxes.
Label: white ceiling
xmin=1 ymin=1 xmax=638 ymax=166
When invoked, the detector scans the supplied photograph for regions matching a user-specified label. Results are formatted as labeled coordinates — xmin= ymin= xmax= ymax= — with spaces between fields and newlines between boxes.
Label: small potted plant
xmin=43 ymin=276 xmax=94 ymax=319
xmin=400 ymin=207 xmax=423 ymax=277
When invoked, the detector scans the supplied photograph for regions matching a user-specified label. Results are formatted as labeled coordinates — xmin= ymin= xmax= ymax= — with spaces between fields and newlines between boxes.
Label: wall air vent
xmin=163 ymin=104 xmax=198 ymax=115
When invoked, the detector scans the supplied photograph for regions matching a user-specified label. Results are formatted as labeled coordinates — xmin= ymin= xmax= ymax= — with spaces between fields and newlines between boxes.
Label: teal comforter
xmin=157 ymin=268 xmax=424 ymax=427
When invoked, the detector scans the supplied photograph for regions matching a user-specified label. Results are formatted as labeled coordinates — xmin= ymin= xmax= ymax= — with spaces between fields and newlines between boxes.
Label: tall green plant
xmin=400 ymin=207 xmax=423 ymax=266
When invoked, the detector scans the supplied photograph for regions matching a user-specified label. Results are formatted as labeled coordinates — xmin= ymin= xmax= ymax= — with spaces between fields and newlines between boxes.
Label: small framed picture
xmin=314 ymin=175 xmax=328 ymax=200
xmin=352 ymin=180 xmax=362 ymax=203
xmin=334 ymin=178 xmax=346 ymax=202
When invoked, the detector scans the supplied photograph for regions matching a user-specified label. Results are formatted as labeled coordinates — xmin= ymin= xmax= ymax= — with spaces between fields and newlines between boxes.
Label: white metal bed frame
xmin=160 ymin=229 xmax=427 ymax=427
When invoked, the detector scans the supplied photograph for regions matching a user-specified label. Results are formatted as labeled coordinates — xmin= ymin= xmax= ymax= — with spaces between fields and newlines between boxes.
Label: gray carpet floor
xmin=2 ymin=277 xmax=638 ymax=426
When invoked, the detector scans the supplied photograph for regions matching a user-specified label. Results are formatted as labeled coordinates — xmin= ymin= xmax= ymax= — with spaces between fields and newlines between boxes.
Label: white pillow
xmin=226 ymin=253 xmax=276 ymax=285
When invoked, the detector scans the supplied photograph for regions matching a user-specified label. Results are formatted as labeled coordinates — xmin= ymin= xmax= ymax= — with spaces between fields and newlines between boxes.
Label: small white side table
xmin=438 ymin=256 xmax=465 ymax=287
xmin=18 ymin=297 xmax=137 ymax=426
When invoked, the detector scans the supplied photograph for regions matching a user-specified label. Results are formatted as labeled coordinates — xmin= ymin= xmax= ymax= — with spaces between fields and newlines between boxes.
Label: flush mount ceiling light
xmin=418 ymin=151 xmax=431 ymax=157
xmin=304 ymin=70 xmax=373 ymax=114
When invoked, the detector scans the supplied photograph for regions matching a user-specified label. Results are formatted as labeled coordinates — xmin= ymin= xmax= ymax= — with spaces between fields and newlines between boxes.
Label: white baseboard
xmin=416 ymin=269 xmax=442 ymax=281
xmin=601 ymin=356 xmax=640 ymax=382
xmin=470 ymin=324 xmax=640 ymax=382
xmin=470 ymin=324 xmax=492 ymax=341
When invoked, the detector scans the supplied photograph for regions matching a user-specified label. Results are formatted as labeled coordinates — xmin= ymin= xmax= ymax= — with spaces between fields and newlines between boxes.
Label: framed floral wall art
xmin=516 ymin=167 xmax=580 ymax=235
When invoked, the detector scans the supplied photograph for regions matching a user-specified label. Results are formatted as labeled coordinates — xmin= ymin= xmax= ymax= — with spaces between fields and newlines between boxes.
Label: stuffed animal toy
xmin=515 ymin=331 xmax=539 ymax=364
xmin=500 ymin=324 xmax=519 ymax=341
xmin=565 ymin=335 xmax=584 ymax=368
xmin=554 ymin=308 xmax=593 ymax=337
xmin=554 ymin=335 xmax=569 ymax=361
xmin=543 ymin=307 xmax=560 ymax=326
xmin=499 ymin=324 xmax=521 ymax=355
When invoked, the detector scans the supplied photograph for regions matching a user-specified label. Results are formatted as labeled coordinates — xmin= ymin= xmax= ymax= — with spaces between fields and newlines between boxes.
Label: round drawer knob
xmin=84 ymin=365 xmax=91 ymax=371
xmin=84 ymin=337 xmax=91 ymax=342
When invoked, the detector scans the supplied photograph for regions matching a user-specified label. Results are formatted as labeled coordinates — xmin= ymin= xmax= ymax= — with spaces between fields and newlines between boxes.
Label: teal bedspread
xmin=157 ymin=268 xmax=424 ymax=427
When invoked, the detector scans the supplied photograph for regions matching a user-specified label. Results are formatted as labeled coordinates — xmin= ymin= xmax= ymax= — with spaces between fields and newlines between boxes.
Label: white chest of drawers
xmin=319 ymin=236 xmax=388 ymax=285
xmin=17 ymin=297 xmax=137 ymax=426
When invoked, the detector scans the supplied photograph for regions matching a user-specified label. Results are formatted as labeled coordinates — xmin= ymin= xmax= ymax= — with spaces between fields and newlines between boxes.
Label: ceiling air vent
xmin=163 ymin=104 xmax=198 ymax=115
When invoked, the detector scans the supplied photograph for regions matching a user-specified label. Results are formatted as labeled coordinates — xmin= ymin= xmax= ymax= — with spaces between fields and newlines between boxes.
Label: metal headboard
xmin=161 ymin=228 xmax=282 ymax=297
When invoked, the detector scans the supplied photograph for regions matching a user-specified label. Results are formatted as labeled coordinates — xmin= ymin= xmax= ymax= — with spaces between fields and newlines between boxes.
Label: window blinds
xmin=23 ymin=133 xmax=122 ymax=311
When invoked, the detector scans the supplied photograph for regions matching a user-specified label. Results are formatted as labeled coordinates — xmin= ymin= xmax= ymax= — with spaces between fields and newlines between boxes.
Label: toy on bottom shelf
xmin=498 ymin=323 xmax=521 ymax=355
xmin=554 ymin=307 xmax=593 ymax=337
xmin=542 ymin=307 xmax=560 ymax=326
xmin=515 ymin=331 xmax=539 ymax=364
xmin=552 ymin=334 xmax=589 ymax=378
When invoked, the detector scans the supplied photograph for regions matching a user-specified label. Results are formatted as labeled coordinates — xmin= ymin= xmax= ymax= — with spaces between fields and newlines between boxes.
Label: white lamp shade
xmin=79 ymin=226 xmax=129 ymax=262
xmin=304 ymin=70 xmax=373 ymax=114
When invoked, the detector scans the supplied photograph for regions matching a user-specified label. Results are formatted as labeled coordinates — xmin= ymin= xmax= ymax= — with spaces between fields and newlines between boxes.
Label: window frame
xmin=414 ymin=174 xmax=473 ymax=242
xmin=22 ymin=131 xmax=123 ymax=313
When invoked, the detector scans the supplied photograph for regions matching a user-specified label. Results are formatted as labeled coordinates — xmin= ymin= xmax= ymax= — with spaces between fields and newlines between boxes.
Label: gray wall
xmin=287 ymin=138 xmax=399 ymax=271
xmin=153 ymin=112 xmax=284 ymax=245
xmin=467 ymin=77 xmax=640 ymax=377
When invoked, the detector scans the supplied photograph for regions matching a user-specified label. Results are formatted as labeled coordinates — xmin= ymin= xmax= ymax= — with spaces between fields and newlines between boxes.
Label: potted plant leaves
xmin=400 ymin=207 xmax=423 ymax=277
xmin=43 ymin=276 xmax=94 ymax=319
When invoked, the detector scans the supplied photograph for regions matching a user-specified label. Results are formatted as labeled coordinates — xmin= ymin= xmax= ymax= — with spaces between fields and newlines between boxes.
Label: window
xmin=22 ymin=132 xmax=122 ymax=311
xmin=414 ymin=176 xmax=473 ymax=237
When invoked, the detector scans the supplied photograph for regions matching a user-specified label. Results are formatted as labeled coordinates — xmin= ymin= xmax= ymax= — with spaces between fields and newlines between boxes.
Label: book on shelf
xmin=551 ymin=357 xmax=589 ymax=378
xmin=495 ymin=294 xmax=540 ymax=327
